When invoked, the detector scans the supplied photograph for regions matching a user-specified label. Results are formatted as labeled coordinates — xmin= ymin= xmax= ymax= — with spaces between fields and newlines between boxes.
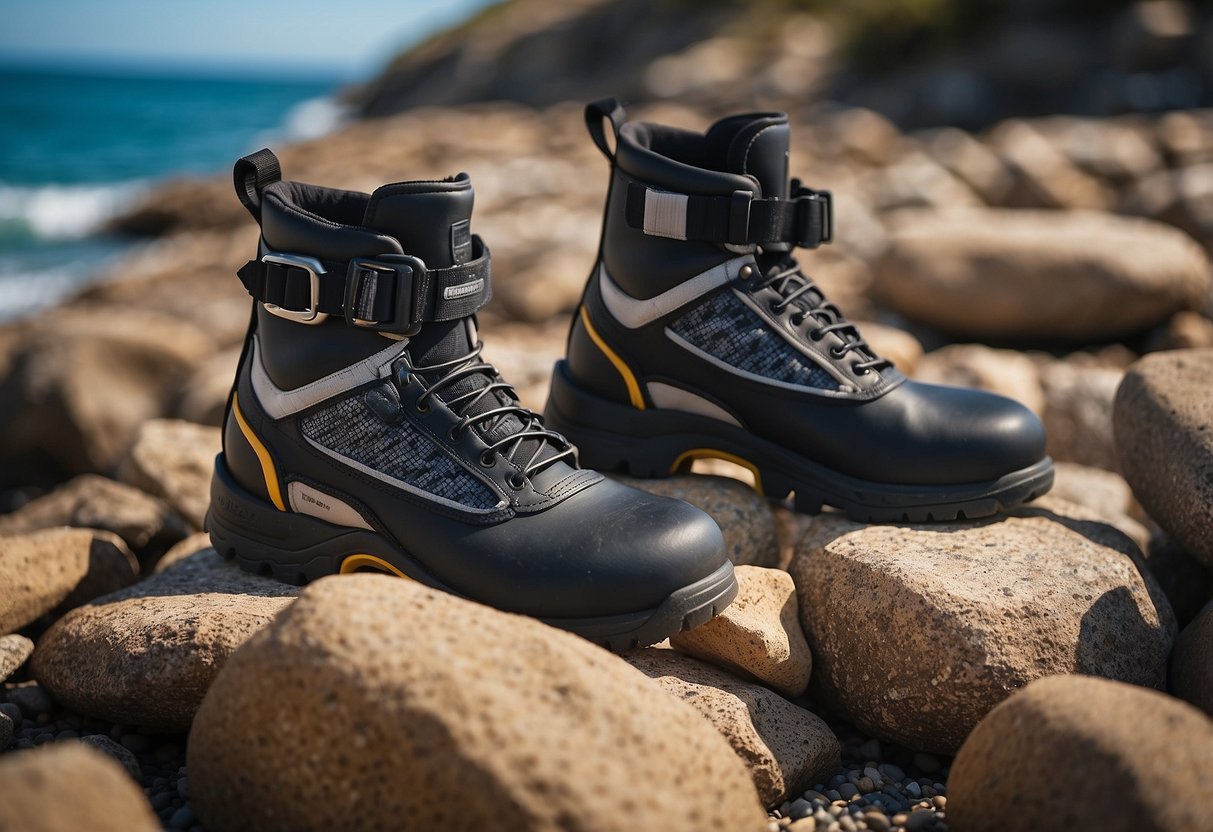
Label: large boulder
xmin=116 ymin=419 xmax=221 ymax=530
xmin=1115 ymin=349 xmax=1213 ymax=567
xmin=948 ymin=675 xmax=1213 ymax=832
xmin=790 ymin=499 xmax=1175 ymax=753
xmin=0 ymin=742 xmax=161 ymax=832
xmin=0 ymin=474 xmax=187 ymax=555
xmin=670 ymin=565 xmax=812 ymax=697
xmin=615 ymin=474 xmax=778 ymax=567
xmin=0 ymin=528 xmax=139 ymax=634
xmin=1171 ymin=601 xmax=1213 ymax=717
xmin=188 ymin=575 xmax=767 ymax=832
xmin=33 ymin=547 xmax=297 ymax=731
xmin=0 ymin=306 xmax=214 ymax=481
xmin=875 ymin=209 xmax=1210 ymax=342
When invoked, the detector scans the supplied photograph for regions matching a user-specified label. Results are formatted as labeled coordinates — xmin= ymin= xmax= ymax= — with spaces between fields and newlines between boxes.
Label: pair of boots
xmin=208 ymin=99 xmax=1052 ymax=650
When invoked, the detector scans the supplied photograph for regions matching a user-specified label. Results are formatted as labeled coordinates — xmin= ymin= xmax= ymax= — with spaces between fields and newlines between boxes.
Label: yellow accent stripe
xmin=670 ymin=448 xmax=765 ymax=496
xmin=231 ymin=393 xmax=286 ymax=511
xmin=339 ymin=554 xmax=412 ymax=579
xmin=579 ymin=306 xmax=645 ymax=409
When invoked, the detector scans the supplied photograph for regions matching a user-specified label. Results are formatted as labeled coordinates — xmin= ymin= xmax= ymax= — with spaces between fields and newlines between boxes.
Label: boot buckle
xmin=261 ymin=253 xmax=328 ymax=324
xmin=345 ymin=254 xmax=425 ymax=335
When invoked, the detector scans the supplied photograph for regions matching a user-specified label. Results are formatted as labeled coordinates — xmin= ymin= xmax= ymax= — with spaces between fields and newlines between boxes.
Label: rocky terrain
xmin=4 ymin=4 xmax=1213 ymax=830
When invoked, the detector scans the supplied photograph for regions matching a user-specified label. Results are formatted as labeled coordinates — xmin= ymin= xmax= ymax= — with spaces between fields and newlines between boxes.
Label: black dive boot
xmin=544 ymin=100 xmax=1053 ymax=522
xmin=205 ymin=149 xmax=736 ymax=650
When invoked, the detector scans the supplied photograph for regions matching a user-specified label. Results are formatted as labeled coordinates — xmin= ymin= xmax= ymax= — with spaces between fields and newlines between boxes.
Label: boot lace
xmin=394 ymin=343 xmax=575 ymax=484
xmin=760 ymin=258 xmax=891 ymax=375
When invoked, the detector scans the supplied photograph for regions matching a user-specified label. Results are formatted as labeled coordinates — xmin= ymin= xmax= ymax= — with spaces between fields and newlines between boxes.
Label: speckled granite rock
xmin=948 ymin=675 xmax=1213 ymax=832
xmin=33 ymin=548 xmax=297 ymax=731
xmin=670 ymin=565 xmax=811 ymax=696
xmin=1115 ymin=349 xmax=1213 ymax=567
xmin=188 ymin=575 xmax=767 ymax=832
xmin=790 ymin=499 xmax=1176 ymax=753
xmin=626 ymin=648 xmax=839 ymax=807
xmin=914 ymin=344 xmax=1044 ymax=414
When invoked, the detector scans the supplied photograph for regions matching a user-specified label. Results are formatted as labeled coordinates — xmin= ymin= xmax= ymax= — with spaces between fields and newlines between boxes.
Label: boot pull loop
xmin=584 ymin=97 xmax=627 ymax=163
xmin=233 ymin=148 xmax=282 ymax=222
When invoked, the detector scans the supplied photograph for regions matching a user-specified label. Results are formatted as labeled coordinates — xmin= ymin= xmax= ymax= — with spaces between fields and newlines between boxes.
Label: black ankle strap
xmin=624 ymin=179 xmax=832 ymax=249
xmin=237 ymin=236 xmax=492 ymax=334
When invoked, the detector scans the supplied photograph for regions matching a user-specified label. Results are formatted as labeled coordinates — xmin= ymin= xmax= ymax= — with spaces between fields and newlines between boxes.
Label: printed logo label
xmin=443 ymin=278 xmax=484 ymax=300
xmin=287 ymin=482 xmax=372 ymax=530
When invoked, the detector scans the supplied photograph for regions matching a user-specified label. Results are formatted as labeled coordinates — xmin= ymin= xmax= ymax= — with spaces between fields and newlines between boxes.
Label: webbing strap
xmin=236 ymin=236 xmax=492 ymax=334
xmin=624 ymin=181 xmax=833 ymax=249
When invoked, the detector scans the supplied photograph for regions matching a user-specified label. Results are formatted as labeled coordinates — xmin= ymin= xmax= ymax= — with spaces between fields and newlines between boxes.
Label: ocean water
xmin=0 ymin=66 xmax=345 ymax=321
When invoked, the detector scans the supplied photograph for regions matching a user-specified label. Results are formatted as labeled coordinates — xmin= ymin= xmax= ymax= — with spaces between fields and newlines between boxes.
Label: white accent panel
xmin=598 ymin=256 xmax=752 ymax=329
xmin=646 ymin=382 xmax=744 ymax=427
xmin=664 ymin=329 xmax=856 ymax=397
xmin=287 ymin=482 xmax=373 ymax=530
xmin=643 ymin=189 xmax=688 ymax=239
xmin=250 ymin=336 xmax=406 ymax=420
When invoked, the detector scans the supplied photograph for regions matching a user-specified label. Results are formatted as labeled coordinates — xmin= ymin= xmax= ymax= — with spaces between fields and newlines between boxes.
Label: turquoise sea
xmin=0 ymin=65 xmax=344 ymax=321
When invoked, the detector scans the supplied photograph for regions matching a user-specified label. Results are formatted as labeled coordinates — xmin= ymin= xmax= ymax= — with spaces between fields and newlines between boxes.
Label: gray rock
xmin=80 ymin=734 xmax=143 ymax=782
xmin=1170 ymin=601 xmax=1213 ymax=718
xmin=116 ymin=419 xmax=221 ymax=531
xmin=7 ymin=682 xmax=54 ymax=717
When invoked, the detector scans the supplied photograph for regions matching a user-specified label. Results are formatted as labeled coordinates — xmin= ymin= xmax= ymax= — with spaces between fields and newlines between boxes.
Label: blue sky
xmin=0 ymin=0 xmax=498 ymax=80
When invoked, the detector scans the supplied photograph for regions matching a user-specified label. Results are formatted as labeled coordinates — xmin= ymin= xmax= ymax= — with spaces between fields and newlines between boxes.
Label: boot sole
xmin=545 ymin=361 xmax=1054 ymax=523
xmin=205 ymin=455 xmax=738 ymax=652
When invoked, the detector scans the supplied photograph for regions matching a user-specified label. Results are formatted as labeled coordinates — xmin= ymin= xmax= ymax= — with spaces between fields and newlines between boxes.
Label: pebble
xmin=0 ymin=703 xmax=20 ymax=725
xmin=838 ymin=783 xmax=859 ymax=800
xmin=858 ymin=776 xmax=875 ymax=793
xmin=864 ymin=812 xmax=892 ymax=831
xmin=789 ymin=818 xmax=817 ymax=832
xmin=878 ymin=763 xmax=905 ymax=782
xmin=177 ymin=776 xmax=189 ymax=799
xmin=7 ymin=684 xmax=54 ymax=716
xmin=168 ymin=805 xmax=196 ymax=829
xmin=906 ymin=781 xmax=922 ymax=799
xmin=904 ymin=808 xmax=935 ymax=831
xmin=0 ymin=712 xmax=12 ymax=751
xmin=789 ymin=798 xmax=814 ymax=819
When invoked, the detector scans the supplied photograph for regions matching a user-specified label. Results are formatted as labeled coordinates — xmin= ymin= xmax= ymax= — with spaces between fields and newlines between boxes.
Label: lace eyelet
xmin=480 ymin=451 xmax=496 ymax=468
xmin=829 ymin=345 xmax=846 ymax=358
xmin=415 ymin=400 xmax=430 ymax=414
xmin=790 ymin=313 xmax=806 ymax=326
xmin=448 ymin=425 xmax=464 ymax=441
xmin=850 ymin=362 xmax=870 ymax=376
xmin=809 ymin=329 xmax=824 ymax=341
xmin=768 ymin=300 xmax=783 ymax=314
xmin=506 ymin=472 xmax=526 ymax=490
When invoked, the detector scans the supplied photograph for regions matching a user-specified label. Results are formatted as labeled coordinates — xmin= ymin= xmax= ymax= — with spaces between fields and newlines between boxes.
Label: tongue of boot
xmin=363 ymin=175 xmax=552 ymax=467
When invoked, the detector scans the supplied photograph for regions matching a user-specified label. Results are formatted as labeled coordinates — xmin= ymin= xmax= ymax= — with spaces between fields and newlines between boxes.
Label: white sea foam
xmin=0 ymin=180 xmax=148 ymax=241
xmin=279 ymin=95 xmax=350 ymax=142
